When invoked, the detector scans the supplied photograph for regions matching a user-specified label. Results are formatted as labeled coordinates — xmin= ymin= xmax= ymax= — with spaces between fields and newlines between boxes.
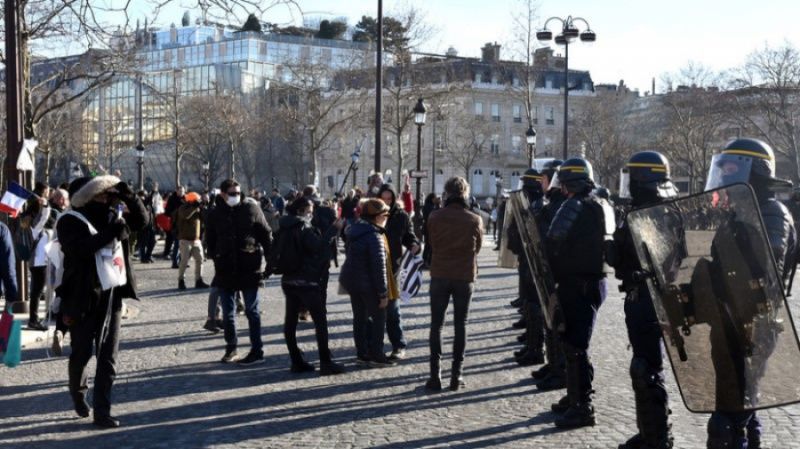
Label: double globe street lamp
xmin=537 ymin=16 xmax=596 ymax=160
xmin=413 ymin=98 xmax=427 ymax=238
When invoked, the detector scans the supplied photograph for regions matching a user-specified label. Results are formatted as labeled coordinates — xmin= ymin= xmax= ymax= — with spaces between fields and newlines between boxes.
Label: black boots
xmin=178 ymin=279 xmax=187 ymax=290
xmin=72 ymin=393 xmax=91 ymax=418
xmin=450 ymin=361 xmax=465 ymax=391
xmin=621 ymin=358 xmax=673 ymax=449
xmin=426 ymin=358 xmax=442 ymax=391
xmin=195 ymin=278 xmax=210 ymax=289
xmin=554 ymin=344 xmax=595 ymax=429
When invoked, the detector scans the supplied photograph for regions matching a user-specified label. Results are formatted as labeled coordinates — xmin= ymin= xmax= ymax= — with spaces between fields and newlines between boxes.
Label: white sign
xmin=16 ymin=139 xmax=38 ymax=172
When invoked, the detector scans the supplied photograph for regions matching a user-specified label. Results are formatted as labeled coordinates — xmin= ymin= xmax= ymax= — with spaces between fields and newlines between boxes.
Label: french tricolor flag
xmin=0 ymin=182 xmax=33 ymax=218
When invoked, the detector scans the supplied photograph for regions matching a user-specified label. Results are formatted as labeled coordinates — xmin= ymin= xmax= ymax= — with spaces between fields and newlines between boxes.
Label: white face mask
xmin=226 ymin=195 xmax=241 ymax=207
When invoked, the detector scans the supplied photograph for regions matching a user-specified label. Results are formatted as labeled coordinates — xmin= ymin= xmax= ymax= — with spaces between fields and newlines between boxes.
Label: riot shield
xmin=626 ymin=183 xmax=800 ymax=413
xmin=497 ymin=200 xmax=518 ymax=269
xmin=508 ymin=191 xmax=562 ymax=331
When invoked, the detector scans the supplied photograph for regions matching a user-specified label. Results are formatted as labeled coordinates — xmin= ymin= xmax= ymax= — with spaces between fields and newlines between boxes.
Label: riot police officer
xmin=546 ymin=157 xmax=615 ymax=428
xmin=703 ymin=138 xmax=796 ymax=449
xmin=507 ymin=168 xmax=547 ymax=365
xmin=611 ymin=151 xmax=678 ymax=449
xmin=533 ymin=159 xmax=568 ymax=390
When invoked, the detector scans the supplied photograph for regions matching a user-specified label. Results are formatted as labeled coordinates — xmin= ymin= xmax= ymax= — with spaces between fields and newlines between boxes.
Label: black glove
xmin=115 ymin=182 xmax=135 ymax=199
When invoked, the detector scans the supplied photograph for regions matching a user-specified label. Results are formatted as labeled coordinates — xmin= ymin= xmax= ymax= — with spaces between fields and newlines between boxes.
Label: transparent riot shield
xmin=508 ymin=191 xmax=563 ymax=331
xmin=626 ymin=183 xmax=800 ymax=412
xmin=497 ymin=200 xmax=518 ymax=269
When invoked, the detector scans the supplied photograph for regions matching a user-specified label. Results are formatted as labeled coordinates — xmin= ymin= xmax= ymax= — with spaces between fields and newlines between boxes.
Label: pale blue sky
xmin=125 ymin=0 xmax=800 ymax=93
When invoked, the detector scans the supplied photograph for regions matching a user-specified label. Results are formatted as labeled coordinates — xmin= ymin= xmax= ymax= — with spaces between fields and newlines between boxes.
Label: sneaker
xmin=203 ymin=320 xmax=220 ymax=333
xmin=237 ymin=350 xmax=265 ymax=366
xmin=319 ymin=361 xmax=346 ymax=376
xmin=51 ymin=330 xmax=63 ymax=356
xmin=178 ymin=280 xmax=187 ymax=290
xmin=27 ymin=320 xmax=47 ymax=331
xmin=290 ymin=360 xmax=315 ymax=373
xmin=195 ymin=278 xmax=210 ymax=289
xmin=220 ymin=349 xmax=239 ymax=363
xmin=368 ymin=355 xmax=397 ymax=368
xmin=355 ymin=355 xmax=371 ymax=365
xmin=388 ymin=348 xmax=406 ymax=361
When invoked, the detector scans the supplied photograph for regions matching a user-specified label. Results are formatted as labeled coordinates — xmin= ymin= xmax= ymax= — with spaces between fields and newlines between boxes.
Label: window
xmin=512 ymin=136 xmax=521 ymax=153
xmin=489 ymin=170 xmax=501 ymax=195
xmin=474 ymin=101 xmax=483 ymax=116
xmin=475 ymin=72 xmax=482 ymax=83
xmin=513 ymin=104 xmax=522 ymax=123
xmin=545 ymin=77 xmax=553 ymax=89
xmin=532 ymin=106 xmax=538 ymax=125
xmin=490 ymin=135 xmax=500 ymax=154
xmin=491 ymin=103 xmax=500 ymax=122
xmin=471 ymin=169 xmax=484 ymax=195
xmin=546 ymin=107 xmax=555 ymax=125
xmin=510 ymin=171 xmax=521 ymax=189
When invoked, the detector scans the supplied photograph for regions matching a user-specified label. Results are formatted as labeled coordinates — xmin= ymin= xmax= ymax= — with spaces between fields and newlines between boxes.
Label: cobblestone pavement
xmin=3 ymin=237 xmax=800 ymax=449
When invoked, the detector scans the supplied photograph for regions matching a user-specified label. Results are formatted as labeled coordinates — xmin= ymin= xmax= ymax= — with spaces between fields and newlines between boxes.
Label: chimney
xmin=652 ymin=77 xmax=656 ymax=95
xmin=481 ymin=42 xmax=501 ymax=63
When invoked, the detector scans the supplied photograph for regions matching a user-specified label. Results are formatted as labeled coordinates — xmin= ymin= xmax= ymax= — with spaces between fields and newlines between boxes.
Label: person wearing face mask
xmin=57 ymin=175 xmax=148 ymax=428
xmin=205 ymin=179 xmax=273 ymax=365
xmin=277 ymin=197 xmax=346 ymax=375
xmin=340 ymin=198 xmax=398 ymax=367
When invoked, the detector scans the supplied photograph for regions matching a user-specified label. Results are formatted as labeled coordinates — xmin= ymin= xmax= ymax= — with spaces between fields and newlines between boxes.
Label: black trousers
xmin=429 ymin=277 xmax=474 ymax=365
xmin=29 ymin=266 xmax=47 ymax=323
xmin=68 ymin=292 xmax=122 ymax=417
xmin=282 ymin=284 xmax=332 ymax=364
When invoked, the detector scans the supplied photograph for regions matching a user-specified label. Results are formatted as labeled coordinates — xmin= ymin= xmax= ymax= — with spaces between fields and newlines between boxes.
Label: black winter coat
xmin=56 ymin=195 xmax=148 ymax=321
xmin=384 ymin=204 xmax=418 ymax=272
xmin=205 ymin=197 xmax=272 ymax=290
xmin=279 ymin=215 xmax=338 ymax=285
xmin=340 ymin=220 xmax=389 ymax=302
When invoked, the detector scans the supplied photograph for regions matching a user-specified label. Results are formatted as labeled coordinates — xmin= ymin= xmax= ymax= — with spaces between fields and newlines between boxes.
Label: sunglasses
xmin=226 ymin=191 xmax=241 ymax=196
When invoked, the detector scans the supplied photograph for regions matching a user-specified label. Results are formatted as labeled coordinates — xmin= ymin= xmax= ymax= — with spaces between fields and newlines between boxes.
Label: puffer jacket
xmin=205 ymin=196 xmax=272 ymax=290
xmin=339 ymin=220 xmax=389 ymax=301
xmin=279 ymin=214 xmax=338 ymax=285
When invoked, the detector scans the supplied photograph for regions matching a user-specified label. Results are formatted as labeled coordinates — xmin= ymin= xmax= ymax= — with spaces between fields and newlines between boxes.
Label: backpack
xmin=267 ymin=223 xmax=304 ymax=275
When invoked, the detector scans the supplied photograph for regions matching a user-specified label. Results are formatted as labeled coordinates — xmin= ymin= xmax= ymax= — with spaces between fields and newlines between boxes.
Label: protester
xmin=340 ymin=198 xmax=398 ymax=368
xmin=137 ymin=190 xmax=157 ymax=264
xmin=377 ymin=183 xmax=420 ymax=360
xmin=425 ymin=177 xmax=483 ymax=391
xmin=270 ymin=188 xmax=285 ymax=216
xmin=20 ymin=182 xmax=53 ymax=331
xmin=277 ymin=197 xmax=346 ymax=375
xmin=57 ymin=175 xmax=148 ymax=428
xmin=163 ymin=186 xmax=185 ymax=267
xmin=47 ymin=188 xmax=71 ymax=355
xmin=421 ymin=193 xmax=441 ymax=268
xmin=205 ymin=179 xmax=272 ymax=365
xmin=176 ymin=192 xmax=208 ymax=290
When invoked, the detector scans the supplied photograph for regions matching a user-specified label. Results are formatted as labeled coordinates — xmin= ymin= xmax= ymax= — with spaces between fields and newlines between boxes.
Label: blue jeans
xmin=219 ymin=288 xmax=262 ymax=353
xmin=386 ymin=299 xmax=407 ymax=350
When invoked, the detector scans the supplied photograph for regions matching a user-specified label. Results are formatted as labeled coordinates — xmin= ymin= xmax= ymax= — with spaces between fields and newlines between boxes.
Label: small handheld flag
xmin=0 ymin=181 xmax=33 ymax=218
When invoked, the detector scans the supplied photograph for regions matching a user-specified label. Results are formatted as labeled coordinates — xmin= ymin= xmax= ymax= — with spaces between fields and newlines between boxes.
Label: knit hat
xmin=70 ymin=175 xmax=121 ymax=208
xmin=360 ymin=198 xmax=389 ymax=218
xmin=184 ymin=192 xmax=201 ymax=203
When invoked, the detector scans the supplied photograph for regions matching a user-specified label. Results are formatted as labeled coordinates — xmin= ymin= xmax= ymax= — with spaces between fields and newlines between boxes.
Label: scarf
xmin=382 ymin=233 xmax=400 ymax=300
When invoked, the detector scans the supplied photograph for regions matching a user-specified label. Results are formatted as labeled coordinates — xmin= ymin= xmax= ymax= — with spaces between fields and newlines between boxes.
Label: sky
xmin=123 ymin=0 xmax=800 ymax=93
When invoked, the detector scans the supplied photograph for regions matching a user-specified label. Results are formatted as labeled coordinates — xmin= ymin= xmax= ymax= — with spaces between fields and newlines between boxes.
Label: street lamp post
xmin=526 ymin=125 xmax=537 ymax=167
xmin=338 ymin=148 xmax=360 ymax=195
xmin=202 ymin=161 xmax=210 ymax=191
xmin=537 ymin=16 xmax=596 ymax=160
xmin=413 ymin=98 xmax=426 ymax=238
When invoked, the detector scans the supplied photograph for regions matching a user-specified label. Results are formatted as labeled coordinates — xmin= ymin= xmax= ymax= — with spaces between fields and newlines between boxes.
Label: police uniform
xmin=704 ymin=139 xmax=796 ymax=449
xmin=546 ymin=158 xmax=614 ymax=429
xmin=611 ymin=151 xmax=678 ymax=449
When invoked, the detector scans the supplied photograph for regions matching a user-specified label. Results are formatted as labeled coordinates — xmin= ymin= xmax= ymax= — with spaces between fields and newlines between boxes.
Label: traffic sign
xmin=409 ymin=170 xmax=428 ymax=179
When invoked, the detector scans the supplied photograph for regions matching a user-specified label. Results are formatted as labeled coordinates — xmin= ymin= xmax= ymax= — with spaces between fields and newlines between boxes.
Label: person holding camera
xmin=57 ymin=176 xmax=148 ymax=428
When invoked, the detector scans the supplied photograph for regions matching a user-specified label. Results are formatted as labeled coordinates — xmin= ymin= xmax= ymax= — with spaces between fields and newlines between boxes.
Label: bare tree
xmin=444 ymin=109 xmax=494 ymax=179
xmin=505 ymin=0 xmax=541 ymax=129
xmin=572 ymin=89 xmax=635 ymax=187
xmin=728 ymin=42 xmax=800 ymax=180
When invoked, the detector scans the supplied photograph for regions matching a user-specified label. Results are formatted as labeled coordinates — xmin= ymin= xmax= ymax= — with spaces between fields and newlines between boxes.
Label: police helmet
xmin=521 ymin=168 xmax=544 ymax=188
xmin=619 ymin=151 xmax=677 ymax=200
xmin=557 ymin=157 xmax=595 ymax=192
xmin=705 ymin=138 xmax=780 ymax=191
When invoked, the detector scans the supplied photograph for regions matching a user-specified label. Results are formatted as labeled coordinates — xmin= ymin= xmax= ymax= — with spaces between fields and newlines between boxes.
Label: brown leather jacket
xmin=427 ymin=200 xmax=483 ymax=282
